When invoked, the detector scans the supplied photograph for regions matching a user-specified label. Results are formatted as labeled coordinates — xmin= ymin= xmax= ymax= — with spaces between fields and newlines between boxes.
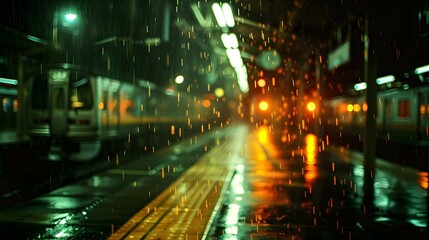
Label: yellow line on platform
xmin=108 ymin=125 xmax=248 ymax=240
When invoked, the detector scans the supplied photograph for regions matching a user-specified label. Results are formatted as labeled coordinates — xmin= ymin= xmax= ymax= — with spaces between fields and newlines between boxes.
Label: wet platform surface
xmin=206 ymin=126 xmax=428 ymax=239
xmin=0 ymin=124 xmax=428 ymax=239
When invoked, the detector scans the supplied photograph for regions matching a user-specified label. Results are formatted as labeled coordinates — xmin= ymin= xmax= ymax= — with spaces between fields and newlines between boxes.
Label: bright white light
xmin=226 ymin=48 xmax=243 ymax=68
xmin=65 ymin=13 xmax=77 ymax=21
xmin=175 ymin=75 xmax=184 ymax=84
xmin=354 ymin=82 xmax=367 ymax=91
xmin=0 ymin=77 xmax=18 ymax=85
xmin=221 ymin=33 xmax=238 ymax=49
xmin=222 ymin=3 xmax=235 ymax=27
xmin=212 ymin=3 xmax=226 ymax=27
xmin=415 ymin=64 xmax=429 ymax=74
xmin=225 ymin=203 xmax=240 ymax=225
xmin=55 ymin=230 xmax=67 ymax=238
xmin=376 ymin=75 xmax=395 ymax=85
xmin=235 ymin=65 xmax=249 ymax=93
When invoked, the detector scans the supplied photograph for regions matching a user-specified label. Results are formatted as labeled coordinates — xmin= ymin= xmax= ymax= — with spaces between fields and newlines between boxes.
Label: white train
xmin=26 ymin=64 xmax=214 ymax=161
xmin=323 ymin=83 xmax=429 ymax=169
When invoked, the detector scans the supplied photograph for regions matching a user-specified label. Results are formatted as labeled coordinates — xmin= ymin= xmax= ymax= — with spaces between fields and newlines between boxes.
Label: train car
xmin=26 ymin=64 xmax=212 ymax=161
xmin=323 ymin=83 xmax=429 ymax=169
xmin=324 ymin=84 xmax=429 ymax=144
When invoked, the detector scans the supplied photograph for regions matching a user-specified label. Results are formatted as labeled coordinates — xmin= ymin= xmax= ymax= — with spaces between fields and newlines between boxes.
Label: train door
xmin=382 ymin=98 xmax=393 ymax=137
xmin=48 ymin=70 xmax=69 ymax=136
xmin=418 ymin=93 xmax=429 ymax=142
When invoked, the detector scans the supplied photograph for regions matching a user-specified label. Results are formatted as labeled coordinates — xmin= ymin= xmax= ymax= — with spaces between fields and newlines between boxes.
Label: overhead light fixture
xmin=212 ymin=3 xmax=235 ymax=28
xmin=212 ymin=3 xmax=226 ymax=27
xmin=354 ymin=82 xmax=367 ymax=91
xmin=235 ymin=65 xmax=249 ymax=93
xmin=226 ymin=48 xmax=243 ymax=68
xmin=222 ymin=3 xmax=235 ymax=27
xmin=376 ymin=75 xmax=395 ymax=85
xmin=0 ymin=77 xmax=18 ymax=85
xmin=221 ymin=33 xmax=238 ymax=49
xmin=175 ymin=75 xmax=184 ymax=84
xmin=64 ymin=13 xmax=77 ymax=21
xmin=415 ymin=64 xmax=429 ymax=74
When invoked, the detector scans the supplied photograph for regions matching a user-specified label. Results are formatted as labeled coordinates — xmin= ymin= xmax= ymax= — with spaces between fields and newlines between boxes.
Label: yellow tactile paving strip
xmin=108 ymin=125 xmax=248 ymax=240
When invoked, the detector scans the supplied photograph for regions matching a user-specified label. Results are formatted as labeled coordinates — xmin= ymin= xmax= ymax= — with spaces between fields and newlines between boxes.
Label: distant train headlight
xmin=259 ymin=100 xmax=269 ymax=111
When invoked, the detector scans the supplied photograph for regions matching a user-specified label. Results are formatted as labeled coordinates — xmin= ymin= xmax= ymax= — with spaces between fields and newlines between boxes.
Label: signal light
xmin=259 ymin=100 xmax=269 ymax=111
xmin=306 ymin=101 xmax=316 ymax=112
xmin=257 ymin=78 xmax=266 ymax=87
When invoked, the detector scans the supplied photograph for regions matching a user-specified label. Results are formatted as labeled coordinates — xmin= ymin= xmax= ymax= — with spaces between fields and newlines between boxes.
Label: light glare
xmin=222 ymin=3 xmax=235 ymax=27
xmin=376 ymin=75 xmax=395 ymax=85
xmin=415 ymin=64 xmax=429 ymax=74
xmin=212 ymin=3 xmax=226 ymax=27
xmin=65 ymin=13 xmax=77 ymax=21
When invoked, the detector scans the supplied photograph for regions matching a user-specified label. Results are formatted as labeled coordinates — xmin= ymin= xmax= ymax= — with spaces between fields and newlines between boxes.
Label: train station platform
xmin=0 ymin=124 xmax=428 ymax=239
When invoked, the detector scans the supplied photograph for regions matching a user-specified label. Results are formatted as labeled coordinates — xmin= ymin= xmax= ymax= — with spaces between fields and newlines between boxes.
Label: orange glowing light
xmin=259 ymin=101 xmax=269 ymax=111
xmin=202 ymin=99 xmax=211 ymax=108
xmin=353 ymin=104 xmax=361 ymax=112
xmin=362 ymin=103 xmax=368 ymax=111
xmin=305 ymin=134 xmax=317 ymax=165
xmin=257 ymin=78 xmax=266 ymax=87
xmin=307 ymin=101 xmax=316 ymax=112
xmin=257 ymin=126 xmax=269 ymax=144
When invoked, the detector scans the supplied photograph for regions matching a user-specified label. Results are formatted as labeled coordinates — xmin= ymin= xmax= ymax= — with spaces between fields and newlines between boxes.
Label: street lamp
xmin=52 ymin=11 xmax=79 ymax=44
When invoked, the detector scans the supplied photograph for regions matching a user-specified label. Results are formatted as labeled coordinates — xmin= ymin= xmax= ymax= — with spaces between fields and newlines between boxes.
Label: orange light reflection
xmin=418 ymin=171 xmax=428 ymax=190
xmin=304 ymin=134 xmax=319 ymax=184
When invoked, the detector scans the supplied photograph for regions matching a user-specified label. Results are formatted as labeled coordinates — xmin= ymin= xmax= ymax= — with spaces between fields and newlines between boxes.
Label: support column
xmin=17 ymin=56 xmax=26 ymax=136
xmin=297 ymin=61 xmax=308 ymax=134
xmin=314 ymin=49 xmax=322 ymax=137
xmin=362 ymin=13 xmax=377 ymax=217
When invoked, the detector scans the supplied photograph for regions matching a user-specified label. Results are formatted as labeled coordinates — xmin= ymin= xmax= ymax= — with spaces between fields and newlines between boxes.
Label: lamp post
xmin=52 ymin=11 xmax=78 ymax=45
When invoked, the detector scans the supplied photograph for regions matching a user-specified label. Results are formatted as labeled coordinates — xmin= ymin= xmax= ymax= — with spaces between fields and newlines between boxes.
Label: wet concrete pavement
xmin=206 ymin=125 xmax=428 ymax=239
xmin=0 ymin=124 xmax=428 ymax=239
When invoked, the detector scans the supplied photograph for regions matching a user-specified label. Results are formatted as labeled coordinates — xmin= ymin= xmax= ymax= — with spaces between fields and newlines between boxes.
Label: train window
xmin=2 ymin=98 xmax=12 ymax=112
xmin=70 ymin=77 xmax=93 ymax=109
xmin=384 ymin=99 xmax=393 ymax=121
xmin=31 ymin=75 xmax=49 ymax=110
xmin=398 ymin=99 xmax=411 ymax=118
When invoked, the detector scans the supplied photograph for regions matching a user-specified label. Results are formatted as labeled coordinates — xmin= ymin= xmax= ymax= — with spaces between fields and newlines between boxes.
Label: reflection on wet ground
xmin=208 ymin=125 xmax=428 ymax=239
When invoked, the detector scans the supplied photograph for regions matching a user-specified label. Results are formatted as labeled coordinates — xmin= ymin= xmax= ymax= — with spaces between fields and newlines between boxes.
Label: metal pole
xmin=314 ymin=49 xmax=321 ymax=136
xmin=17 ymin=56 xmax=25 ymax=136
xmin=362 ymin=12 xmax=377 ymax=217
xmin=52 ymin=12 xmax=58 ymax=44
